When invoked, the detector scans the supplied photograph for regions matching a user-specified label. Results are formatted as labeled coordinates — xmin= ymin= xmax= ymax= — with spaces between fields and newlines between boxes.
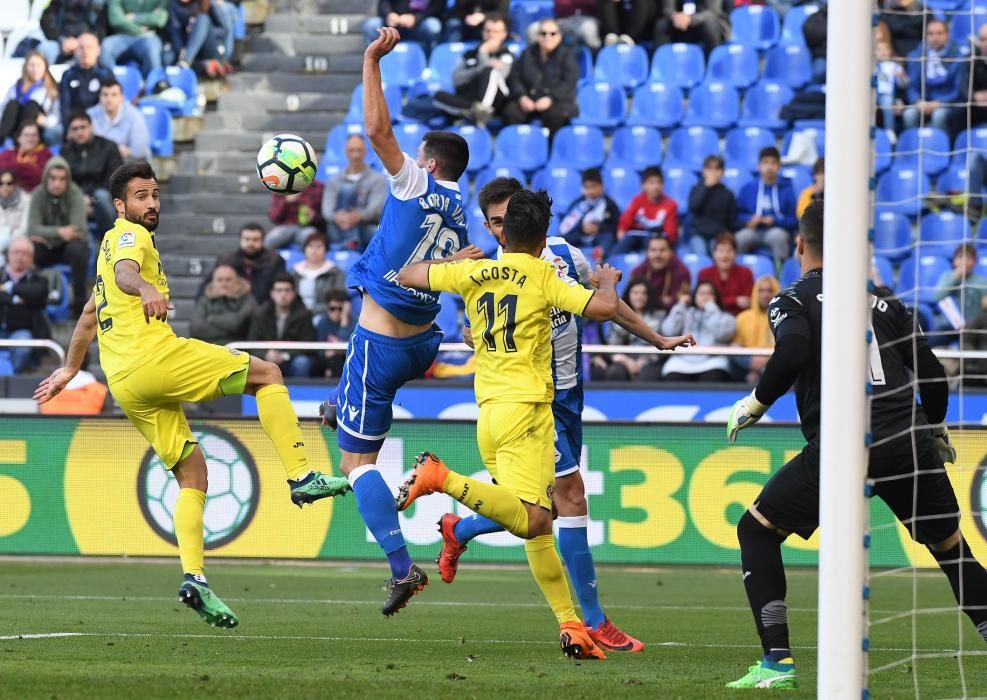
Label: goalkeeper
xmin=725 ymin=201 xmax=987 ymax=690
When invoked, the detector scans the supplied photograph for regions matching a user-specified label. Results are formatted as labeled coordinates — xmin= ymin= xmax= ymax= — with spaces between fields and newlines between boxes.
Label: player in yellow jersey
xmin=393 ymin=190 xmax=622 ymax=660
xmin=33 ymin=162 xmax=350 ymax=628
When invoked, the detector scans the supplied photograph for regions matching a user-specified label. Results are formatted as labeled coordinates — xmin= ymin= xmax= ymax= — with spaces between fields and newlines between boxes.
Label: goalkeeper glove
xmin=727 ymin=391 xmax=769 ymax=444
xmin=932 ymin=426 xmax=957 ymax=465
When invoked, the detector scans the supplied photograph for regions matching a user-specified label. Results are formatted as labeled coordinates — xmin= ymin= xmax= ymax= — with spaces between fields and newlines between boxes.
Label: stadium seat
xmin=872 ymin=255 xmax=895 ymax=291
xmin=896 ymin=253 xmax=952 ymax=306
xmin=450 ymin=124 xmax=492 ymax=174
xmin=650 ymin=43 xmax=705 ymax=91
xmin=680 ymin=253 xmax=712 ymax=286
xmin=894 ymin=127 xmax=950 ymax=176
xmin=392 ymin=121 xmax=429 ymax=155
xmin=492 ymin=124 xmax=548 ymax=173
xmin=425 ymin=42 xmax=473 ymax=87
xmin=738 ymin=254 xmax=775 ymax=281
xmin=875 ymin=167 xmax=932 ymax=218
xmin=781 ymin=124 xmax=825 ymax=159
xmin=874 ymin=128 xmax=894 ymax=175
xmin=948 ymin=5 xmax=987 ymax=46
xmin=233 ymin=1 xmax=247 ymax=40
xmin=603 ymin=164 xmax=642 ymax=211
xmin=763 ymin=43 xmax=812 ymax=90
xmin=315 ymin=160 xmax=342 ymax=184
xmin=139 ymin=104 xmax=173 ymax=157
xmin=663 ymin=166 xmax=698 ymax=216
xmin=474 ymin=163 xmax=526 ymax=192
xmin=45 ymin=269 xmax=71 ymax=322
xmin=468 ymin=206 xmax=500 ymax=256
xmin=531 ymin=165 xmax=583 ymax=214
xmin=577 ymin=46 xmax=593 ymax=86
xmin=705 ymin=43 xmax=760 ymax=90
xmin=937 ymin=161 xmax=975 ymax=195
xmin=682 ymin=81 xmax=740 ymax=131
xmin=379 ymin=41 xmax=427 ymax=89
xmin=328 ymin=249 xmax=360 ymax=273
xmin=951 ymin=126 xmax=987 ymax=166
xmin=872 ymin=210 xmax=914 ymax=261
xmin=780 ymin=164 xmax=812 ymax=195
xmin=344 ymin=83 xmax=404 ymax=123
xmin=607 ymin=126 xmax=663 ymax=170
xmin=572 ymin=81 xmax=626 ymax=130
xmin=737 ymin=81 xmax=793 ymax=131
xmin=665 ymin=126 xmax=720 ymax=173
xmin=325 ymin=123 xmax=380 ymax=168
xmin=436 ymin=293 xmax=463 ymax=341
xmin=113 ymin=65 xmax=143 ymax=103
xmin=626 ymin=81 xmax=684 ymax=131
xmin=0 ymin=356 xmax=13 ymax=377
xmin=593 ymin=44 xmax=649 ymax=92
xmin=918 ymin=210 xmax=971 ymax=258
xmin=608 ymin=252 xmax=645 ymax=293
xmin=724 ymin=126 xmax=777 ymax=173
xmin=730 ymin=5 xmax=782 ymax=50
xmin=780 ymin=3 xmax=821 ymax=46
xmin=509 ymin=0 xmax=554 ymax=38
xmin=141 ymin=66 xmax=198 ymax=116
xmin=279 ymin=247 xmax=304 ymax=269
xmin=722 ymin=166 xmax=752 ymax=196
xmin=780 ymin=257 xmax=801 ymax=287
xmin=549 ymin=125 xmax=606 ymax=170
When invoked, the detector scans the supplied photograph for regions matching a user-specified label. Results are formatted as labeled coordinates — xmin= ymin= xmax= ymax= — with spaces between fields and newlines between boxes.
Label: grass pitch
xmin=0 ymin=560 xmax=983 ymax=699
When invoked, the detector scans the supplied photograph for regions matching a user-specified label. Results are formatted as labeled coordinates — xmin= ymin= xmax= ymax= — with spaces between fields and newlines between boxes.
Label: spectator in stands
xmin=653 ymin=0 xmax=728 ymax=56
xmin=630 ymin=234 xmax=691 ymax=313
xmin=599 ymin=0 xmax=657 ymax=46
xmin=503 ymin=19 xmax=580 ymax=136
xmin=61 ymin=110 xmax=123 ymax=237
xmin=595 ymin=278 xmax=665 ymax=381
xmin=37 ymin=0 xmax=108 ymax=66
xmin=903 ymin=18 xmax=966 ymax=134
xmin=735 ymin=146 xmax=796 ymax=262
xmin=247 ymin=272 xmax=317 ymax=378
xmin=802 ymin=0 xmax=827 ymax=84
xmin=970 ymin=23 xmax=987 ymax=127
xmin=0 ymin=170 xmax=30 ymax=268
xmin=876 ymin=38 xmax=907 ymax=132
xmin=101 ymin=0 xmax=168 ymax=78
xmin=289 ymin=231 xmax=346 ymax=313
xmin=444 ymin=0 xmax=510 ymax=42
xmin=212 ymin=223 xmax=286 ymax=304
xmin=321 ymin=134 xmax=388 ymax=251
xmin=0 ymin=237 xmax=50 ymax=373
xmin=27 ymin=157 xmax=88 ymax=316
xmin=558 ymin=168 xmax=620 ymax=258
xmin=687 ymin=155 xmax=736 ymax=256
xmin=59 ymin=34 xmax=114 ymax=121
xmin=796 ymin=157 xmax=824 ymax=219
xmin=880 ymin=0 xmax=929 ymax=60
xmin=734 ymin=274 xmax=780 ymax=384
xmin=698 ymin=232 xmax=754 ymax=316
xmin=265 ymin=180 xmax=325 ymax=250
xmin=314 ymin=288 xmax=357 ymax=378
xmin=525 ymin=0 xmax=602 ymax=50
xmin=169 ymin=0 xmax=232 ymax=78
xmin=935 ymin=243 xmax=987 ymax=328
xmin=190 ymin=263 xmax=256 ymax=345
xmin=362 ymin=0 xmax=444 ymax=53
xmin=612 ymin=166 xmax=678 ymax=254
xmin=0 ymin=123 xmax=53 ymax=193
xmin=660 ymin=280 xmax=735 ymax=382
xmin=88 ymin=77 xmax=152 ymax=161
xmin=0 ymin=51 xmax=62 ymax=147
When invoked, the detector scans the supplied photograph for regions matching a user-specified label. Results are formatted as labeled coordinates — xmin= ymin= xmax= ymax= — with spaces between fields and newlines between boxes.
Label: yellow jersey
xmin=94 ymin=218 xmax=175 ymax=383
xmin=427 ymin=252 xmax=594 ymax=406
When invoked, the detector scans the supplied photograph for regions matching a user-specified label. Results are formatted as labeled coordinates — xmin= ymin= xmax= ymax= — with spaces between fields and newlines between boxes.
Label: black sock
xmin=737 ymin=510 xmax=792 ymax=659
xmin=930 ymin=537 xmax=987 ymax=642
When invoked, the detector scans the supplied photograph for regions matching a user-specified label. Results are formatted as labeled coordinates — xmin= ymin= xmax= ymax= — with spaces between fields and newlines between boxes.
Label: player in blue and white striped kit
xmin=436 ymin=178 xmax=695 ymax=651
xmin=316 ymin=27 xmax=483 ymax=616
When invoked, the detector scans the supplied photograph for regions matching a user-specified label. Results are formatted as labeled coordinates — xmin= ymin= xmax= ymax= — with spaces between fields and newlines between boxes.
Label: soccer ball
xmin=256 ymin=133 xmax=318 ymax=195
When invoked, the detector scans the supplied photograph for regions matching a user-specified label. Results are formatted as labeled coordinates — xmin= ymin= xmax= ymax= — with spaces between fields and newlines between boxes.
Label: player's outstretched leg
xmin=928 ymin=531 xmax=987 ymax=643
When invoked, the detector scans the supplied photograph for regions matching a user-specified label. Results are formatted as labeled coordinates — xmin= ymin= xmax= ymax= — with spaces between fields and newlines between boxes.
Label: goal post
xmin=818 ymin=0 xmax=874 ymax=696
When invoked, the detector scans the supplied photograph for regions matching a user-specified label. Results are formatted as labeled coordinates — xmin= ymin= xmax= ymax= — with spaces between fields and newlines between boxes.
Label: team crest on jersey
xmin=552 ymin=255 xmax=570 ymax=279
xmin=118 ymin=232 xmax=136 ymax=249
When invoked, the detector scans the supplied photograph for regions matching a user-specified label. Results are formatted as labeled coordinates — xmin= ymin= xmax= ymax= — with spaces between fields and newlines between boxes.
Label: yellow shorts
xmin=108 ymin=337 xmax=250 ymax=469
xmin=477 ymin=401 xmax=555 ymax=510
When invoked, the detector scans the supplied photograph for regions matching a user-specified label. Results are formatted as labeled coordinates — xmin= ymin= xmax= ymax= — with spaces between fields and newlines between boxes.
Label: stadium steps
xmin=206 ymin=110 xmax=345 ymax=133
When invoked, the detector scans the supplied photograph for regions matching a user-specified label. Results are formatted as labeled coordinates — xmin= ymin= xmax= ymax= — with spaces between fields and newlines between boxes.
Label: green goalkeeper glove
xmin=932 ymin=426 xmax=957 ymax=465
xmin=727 ymin=391 xmax=769 ymax=444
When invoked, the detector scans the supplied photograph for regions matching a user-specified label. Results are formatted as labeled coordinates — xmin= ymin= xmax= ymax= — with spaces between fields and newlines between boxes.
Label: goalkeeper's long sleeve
xmin=914 ymin=345 xmax=948 ymax=425
xmin=753 ymin=334 xmax=810 ymax=407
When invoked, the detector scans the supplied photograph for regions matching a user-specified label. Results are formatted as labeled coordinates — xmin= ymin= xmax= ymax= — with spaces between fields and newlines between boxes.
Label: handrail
xmin=0 ymin=339 xmax=66 ymax=364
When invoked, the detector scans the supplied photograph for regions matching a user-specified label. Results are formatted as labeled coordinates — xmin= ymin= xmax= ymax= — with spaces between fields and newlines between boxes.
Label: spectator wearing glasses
xmin=503 ymin=19 xmax=580 ymax=135
xmin=0 ymin=237 xmax=50 ymax=374
xmin=60 ymin=110 xmax=123 ymax=238
xmin=0 ymin=170 xmax=30 ymax=268
xmin=314 ymin=288 xmax=357 ymax=378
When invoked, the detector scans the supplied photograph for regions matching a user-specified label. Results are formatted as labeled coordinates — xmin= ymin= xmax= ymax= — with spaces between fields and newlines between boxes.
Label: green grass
xmin=0 ymin=561 xmax=983 ymax=699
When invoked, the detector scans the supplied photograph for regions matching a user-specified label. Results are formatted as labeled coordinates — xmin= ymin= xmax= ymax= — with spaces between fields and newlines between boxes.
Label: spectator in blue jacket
xmin=903 ymin=18 xmax=967 ymax=134
xmin=558 ymin=168 xmax=620 ymax=258
xmin=734 ymin=146 xmax=797 ymax=262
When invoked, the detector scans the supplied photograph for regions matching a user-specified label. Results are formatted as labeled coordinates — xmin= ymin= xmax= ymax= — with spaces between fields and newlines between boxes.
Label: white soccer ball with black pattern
xmin=256 ymin=133 xmax=318 ymax=195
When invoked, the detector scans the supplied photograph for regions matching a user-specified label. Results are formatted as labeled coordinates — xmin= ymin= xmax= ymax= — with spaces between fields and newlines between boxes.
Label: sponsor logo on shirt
xmin=118 ymin=232 xmax=136 ymax=249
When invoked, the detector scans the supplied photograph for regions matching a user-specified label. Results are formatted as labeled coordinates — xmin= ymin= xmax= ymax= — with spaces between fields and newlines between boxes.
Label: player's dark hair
xmin=477 ymin=176 xmax=524 ymax=219
xmin=503 ymin=189 xmax=553 ymax=252
xmin=99 ymin=76 xmax=121 ymax=91
xmin=694 ymin=279 xmax=723 ymax=309
xmin=422 ymin=131 xmax=469 ymax=182
xmin=271 ymin=271 xmax=296 ymax=290
xmin=799 ymin=200 xmax=824 ymax=255
xmin=67 ymin=109 xmax=91 ymax=127
xmin=240 ymin=222 xmax=266 ymax=237
xmin=759 ymin=146 xmax=781 ymax=162
xmin=641 ymin=166 xmax=663 ymax=183
xmin=581 ymin=168 xmax=602 ymax=185
xmin=622 ymin=277 xmax=658 ymax=313
xmin=109 ymin=161 xmax=157 ymax=201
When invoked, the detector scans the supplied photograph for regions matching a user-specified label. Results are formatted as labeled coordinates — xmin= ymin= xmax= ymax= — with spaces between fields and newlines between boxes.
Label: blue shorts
xmin=553 ymin=386 xmax=584 ymax=477
xmin=335 ymin=324 xmax=443 ymax=453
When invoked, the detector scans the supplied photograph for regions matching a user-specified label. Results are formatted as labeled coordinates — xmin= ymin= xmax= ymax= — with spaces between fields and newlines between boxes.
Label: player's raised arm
xmin=34 ymin=294 xmax=97 ymax=404
xmin=363 ymin=27 xmax=404 ymax=175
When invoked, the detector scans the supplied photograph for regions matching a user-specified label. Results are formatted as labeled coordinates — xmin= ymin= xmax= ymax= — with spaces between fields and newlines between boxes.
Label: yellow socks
xmin=525 ymin=534 xmax=579 ymax=624
xmin=256 ymin=384 xmax=309 ymax=480
xmin=442 ymin=470 xmax=529 ymax=538
xmin=175 ymin=488 xmax=206 ymax=576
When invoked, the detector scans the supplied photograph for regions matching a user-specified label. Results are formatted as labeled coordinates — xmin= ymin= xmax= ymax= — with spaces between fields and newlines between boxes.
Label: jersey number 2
xmin=477 ymin=292 xmax=518 ymax=353
xmin=94 ymin=275 xmax=113 ymax=332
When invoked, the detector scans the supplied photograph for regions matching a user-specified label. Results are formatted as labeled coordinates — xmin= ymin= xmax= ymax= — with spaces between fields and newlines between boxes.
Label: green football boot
xmin=178 ymin=577 xmax=239 ymax=629
xmin=726 ymin=660 xmax=799 ymax=689
xmin=288 ymin=471 xmax=352 ymax=507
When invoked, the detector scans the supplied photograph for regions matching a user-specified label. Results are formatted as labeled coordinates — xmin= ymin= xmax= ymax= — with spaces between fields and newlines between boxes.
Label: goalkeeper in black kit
xmin=724 ymin=201 xmax=987 ymax=690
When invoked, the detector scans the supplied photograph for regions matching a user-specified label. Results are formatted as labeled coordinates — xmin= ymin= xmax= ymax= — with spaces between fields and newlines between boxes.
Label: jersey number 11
xmin=477 ymin=292 xmax=518 ymax=353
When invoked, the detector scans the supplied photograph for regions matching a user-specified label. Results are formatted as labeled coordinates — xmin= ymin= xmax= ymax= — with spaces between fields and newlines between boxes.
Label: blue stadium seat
xmin=328 ymin=249 xmax=360 ymax=273
xmin=894 ymin=127 xmax=950 ymax=176
xmin=780 ymin=256 xmax=801 ymax=287
xmin=665 ymin=126 xmax=720 ymax=173
xmin=573 ymin=81 xmax=627 ymax=130
xmin=780 ymin=3 xmax=821 ymax=46
xmin=315 ymin=160 xmax=342 ymax=184
xmin=722 ymin=166 xmax=752 ymax=196
xmin=737 ymin=81 xmax=793 ymax=131
xmin=875 ymin=167 xmax=932 ymax=219
xmin=468 ymin=205 xmax=501 ymax=256
xmin=509 ymin=0 xmax=554 ymax=38
xmin=474 ymin=164 xmax=526 ymax=192
xmin=872 ymin=256 xmax=895 ymax=291
xmin=650 ymin=42 xmax=705 ymax=90
xmin=550 ymin=125 xmax=606 ymax=170
xmin=682 ymin=81 xmax=740 ymax=131
xmin=948 ymin=5 xmax=987 ymax=46
xmin=705 ymin=43 xmax=760 ymax=89
xmin=531 ymin=165 xmax=583 ymax=214
xmin=344 ymin=83 xmax=404 ymax=123
xmin=680 ymin=253 xmax=712 ymax=286
xmin=952 ymin=126 xmax=987 ymax=165
xmin=436 ymin=293 xmax=462 ymax=341
xmin=874 ymin=128 xmax=894 ymax=175
xmin=937 ymin=161 xmax=974 ymax=195
xmin=492 ymin=124 xmax=548 ymax=173
xmin=450 ymin=124 xmax=492 ymax=174
xmin=603 ymin=164 xmax=642 ymax=211
xmin=918 ymin=210 xmax=971 ymax=258
xmin=426 ymin=42 xmax=473 ymax=87
xmin=896 ymin=254 xmax=952 ymax=306
xmin=663 ymin=166 xmax=698 ymax=215
xmin=781 ymin=124 xmax=825 ymax=158
xmin=779 ymin=164 xmax=811 ymax=194
xmin=45 ymin=269 xmax=71 ymax=322
xmin=406 ymin=77 xmax=444 ymax=100
xmin=763 ymin=43 xmax=812 ymax=90
xmin=594 ymin=44 xmax=649 ymax=91
xmin=234 ymin=1 xmax=246 ymax=39
xmin=730 ymin=5 xmax=782 ymax=50
xmin=324 ymin=123 xmax=380 ymax=168
xmin=380 ymin=41 xmax=426 ymax=89
xmin=139 ymin=104 xmax=173 ymax=157
xmin=627 ymin=81 xmax=684 ymax=131
xmin=738 ymin=254 xmax=775 ymax=281
xmin=393 ymin=121 xmax=428 ymax=155
xmin=0 ymin=357 xmax=13 ymax=377
xmin=113 ymin=64 xmax=143 ymax=102
xmin=141 ymin=65 xmax=198 ymax=116
xmin=724 ymin=126 xmax=777 ymax=173
xmin=577 ymin=46 xmax=593 ymax=86
xmin=279 ymin=247 xmax=304 ymax=269
xmin=608 ymin=252 xmax=645 ymax=292
xmin=607 ymin=126 xmax=663 ymax=170
xmin=872 ymin=210 xmax=914 ymax=261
